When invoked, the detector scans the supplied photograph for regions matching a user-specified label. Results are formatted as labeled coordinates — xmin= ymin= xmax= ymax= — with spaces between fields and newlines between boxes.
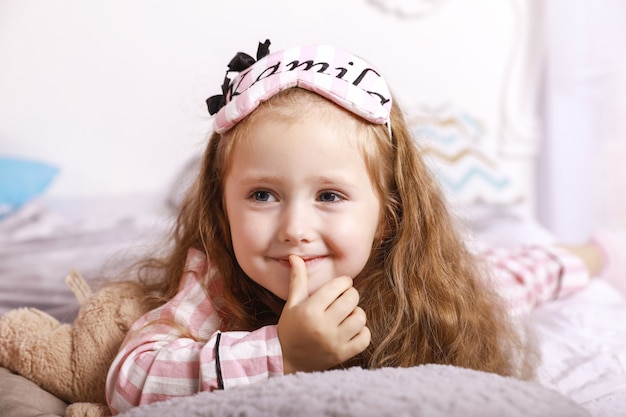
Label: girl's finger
xmin=285 ymin=254 xmax=309 ymax=307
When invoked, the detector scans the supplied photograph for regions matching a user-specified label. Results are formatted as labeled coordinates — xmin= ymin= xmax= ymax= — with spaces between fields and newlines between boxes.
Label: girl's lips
xmin=272 ymin=255 xmax=327 ymax=267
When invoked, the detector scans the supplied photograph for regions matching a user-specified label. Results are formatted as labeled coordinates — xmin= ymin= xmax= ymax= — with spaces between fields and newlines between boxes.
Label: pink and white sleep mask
xmin=206 ymin=40 xmax=393 ymax=134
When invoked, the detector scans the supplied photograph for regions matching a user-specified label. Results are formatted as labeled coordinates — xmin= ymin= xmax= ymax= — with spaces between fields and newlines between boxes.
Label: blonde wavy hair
xmin=134 ymin=88 xmax=527 ymax=378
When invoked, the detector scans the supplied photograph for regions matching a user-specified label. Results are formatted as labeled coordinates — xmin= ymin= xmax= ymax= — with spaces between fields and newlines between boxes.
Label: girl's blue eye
xmin=319 ymin=191 xmax=341 ymax=202
xmin=252 ymin=191 xmax=272 ymax=202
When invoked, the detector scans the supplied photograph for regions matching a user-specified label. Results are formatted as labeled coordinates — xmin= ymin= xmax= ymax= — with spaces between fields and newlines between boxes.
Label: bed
xmin=2 ymin=0 xmax=625 ymax=416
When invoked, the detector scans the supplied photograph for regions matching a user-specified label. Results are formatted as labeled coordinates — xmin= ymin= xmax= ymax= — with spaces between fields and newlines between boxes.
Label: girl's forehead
xmin=239 ymin=103 xmax=368 ymax=149
xmin=221 ymin=90 xmax=383 ymax=176
xmin=226 ymin=116 xmax=377 ymax=194
xmin=227 ymin=110 xmax=365 ymax=164
xmin=243 ymin=90 xmax=364 ymax=132
xmin=239 ymin=113 xmax=362 ymax=148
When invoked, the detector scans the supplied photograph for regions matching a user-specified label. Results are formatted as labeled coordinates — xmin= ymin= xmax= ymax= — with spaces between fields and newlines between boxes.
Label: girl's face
xmin=223 ymin=106 xmax=382 ymax=300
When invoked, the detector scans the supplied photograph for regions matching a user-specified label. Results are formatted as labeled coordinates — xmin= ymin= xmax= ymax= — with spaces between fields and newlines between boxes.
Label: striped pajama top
xmin=106 ymin=244 xmax=589 ymax=414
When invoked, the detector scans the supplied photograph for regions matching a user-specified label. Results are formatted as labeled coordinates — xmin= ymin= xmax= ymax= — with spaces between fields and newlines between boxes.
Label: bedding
xmin=116 ymin=365 xmax=589 ymax=417
xmin=0 ymin=193 xmax=170 ymax=321
xmin=532 ymin=280 xmax=626 ymax=417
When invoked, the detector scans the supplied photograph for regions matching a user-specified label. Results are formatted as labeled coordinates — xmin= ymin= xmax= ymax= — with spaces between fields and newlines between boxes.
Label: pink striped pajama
xmin=479 ymin=245 xmax=589 ymax=316
xmin=106 ymin=245 xmax=590 ymax=414
xmin=105 ymin=248 xmax=283 ymax=414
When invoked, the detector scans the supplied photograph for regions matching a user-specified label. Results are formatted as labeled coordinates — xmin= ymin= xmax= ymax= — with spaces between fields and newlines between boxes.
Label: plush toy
xmin=0 ymin=271 xmax=150 ymax=417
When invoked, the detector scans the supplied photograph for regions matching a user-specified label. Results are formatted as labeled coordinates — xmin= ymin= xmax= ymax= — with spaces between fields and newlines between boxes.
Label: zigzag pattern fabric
xmin=411 ymin=108 xmax=523 ymax=206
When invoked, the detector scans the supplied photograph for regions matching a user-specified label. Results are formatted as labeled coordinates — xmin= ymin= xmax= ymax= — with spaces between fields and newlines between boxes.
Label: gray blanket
xmin=118 ymin=364 xmax=590 ymax=417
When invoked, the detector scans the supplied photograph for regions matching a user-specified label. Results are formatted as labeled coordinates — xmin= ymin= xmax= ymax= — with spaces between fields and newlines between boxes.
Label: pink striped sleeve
xmin=478 ymin=245 xmax=590 ymax=316
xmin=105 ymin=249 xmax=284 ymax=415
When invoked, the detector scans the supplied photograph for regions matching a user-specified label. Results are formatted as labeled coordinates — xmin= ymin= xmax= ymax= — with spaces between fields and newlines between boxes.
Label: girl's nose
xmin=278 ymin=203 xmax=315 ymax=243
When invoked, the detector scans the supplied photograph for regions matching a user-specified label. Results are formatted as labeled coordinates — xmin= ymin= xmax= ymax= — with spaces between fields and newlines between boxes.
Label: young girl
xmin=105 ymin=40 xmax=613 ymax=414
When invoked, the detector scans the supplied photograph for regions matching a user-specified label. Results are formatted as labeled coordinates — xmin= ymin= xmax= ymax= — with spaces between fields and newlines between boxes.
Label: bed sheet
xmin=467 ymin=206 xmax=626 ymax=417
xmin=531 ymin=281 xmax=626 ymax=416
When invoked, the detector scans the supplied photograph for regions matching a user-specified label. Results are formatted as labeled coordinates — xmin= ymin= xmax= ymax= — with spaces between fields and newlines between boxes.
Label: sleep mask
xmin=206 ymin=40 xmax=393 ymax=134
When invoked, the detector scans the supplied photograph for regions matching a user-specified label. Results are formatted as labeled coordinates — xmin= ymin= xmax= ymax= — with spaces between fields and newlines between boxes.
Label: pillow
xmin=409 ymin=107 xmax=524 ymax=207
xmin=117 ymin=365 xmax=589 ymax=417
xmin=0 ymin=367 xmax=67 ymax=417
xmin=0 ymin=157 xmax=59 ymax=221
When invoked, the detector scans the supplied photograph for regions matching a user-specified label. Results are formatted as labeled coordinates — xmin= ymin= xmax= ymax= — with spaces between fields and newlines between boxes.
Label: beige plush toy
xmin=0 ymin=271 xmax=150 ymax=417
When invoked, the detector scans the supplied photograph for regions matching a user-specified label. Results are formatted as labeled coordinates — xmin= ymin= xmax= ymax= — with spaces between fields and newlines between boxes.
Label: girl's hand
xmin=277 ymin=255 xmax=371 ymax=374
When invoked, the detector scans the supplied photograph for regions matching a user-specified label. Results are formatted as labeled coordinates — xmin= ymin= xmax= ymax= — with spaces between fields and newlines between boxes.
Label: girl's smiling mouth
xmin=271 ymin=255 xmax=328 ymax=268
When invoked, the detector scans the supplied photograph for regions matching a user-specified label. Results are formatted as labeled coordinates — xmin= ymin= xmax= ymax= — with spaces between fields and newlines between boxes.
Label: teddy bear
xmin=0 ymin=270 xmax=151 ymax=417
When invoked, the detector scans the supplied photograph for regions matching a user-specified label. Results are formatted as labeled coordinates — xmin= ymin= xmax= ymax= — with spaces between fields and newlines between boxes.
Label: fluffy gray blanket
xmin=118 ymin=364 xmax=590 ymax=417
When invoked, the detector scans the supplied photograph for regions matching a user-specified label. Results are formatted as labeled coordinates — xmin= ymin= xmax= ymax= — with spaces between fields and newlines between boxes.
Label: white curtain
xmin=538 ymin=0 xmax=626 ymax=243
